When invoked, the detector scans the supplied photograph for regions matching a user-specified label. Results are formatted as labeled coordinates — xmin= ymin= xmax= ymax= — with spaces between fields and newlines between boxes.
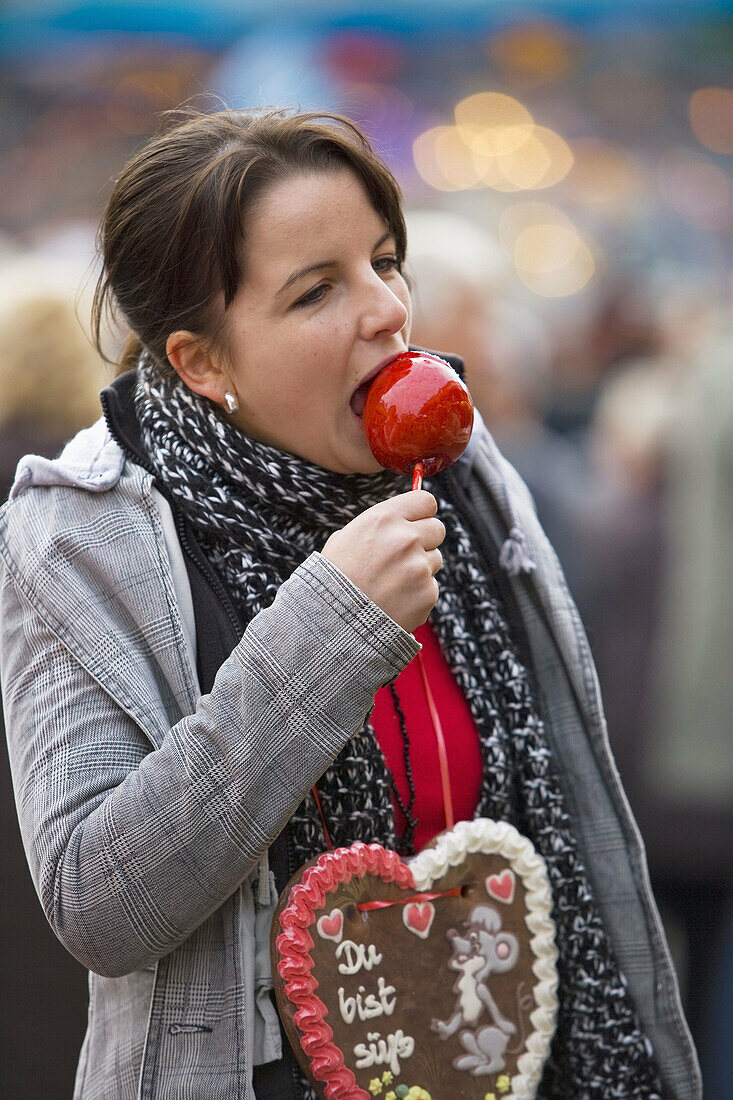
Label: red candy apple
xmin=362 ymin=351 xmax=474 ymax=478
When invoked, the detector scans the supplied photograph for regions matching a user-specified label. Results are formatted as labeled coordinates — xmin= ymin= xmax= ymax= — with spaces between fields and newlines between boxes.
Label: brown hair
xmin=93 ymin=107 xmax=407 ymax=377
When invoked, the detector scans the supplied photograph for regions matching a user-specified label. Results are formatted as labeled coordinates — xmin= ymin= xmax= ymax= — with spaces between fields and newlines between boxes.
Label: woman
xmin=0 ymin=109 xmax=698 ymax=1099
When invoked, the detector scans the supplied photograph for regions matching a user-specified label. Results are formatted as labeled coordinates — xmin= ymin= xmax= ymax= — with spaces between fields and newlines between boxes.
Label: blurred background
xmin=0 ymin=1 xmax=730 ymax=1095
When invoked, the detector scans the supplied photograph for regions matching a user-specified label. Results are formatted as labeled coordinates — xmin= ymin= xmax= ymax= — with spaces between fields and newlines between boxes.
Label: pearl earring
xmin=223 ymin=391 xmax=239 ymax=415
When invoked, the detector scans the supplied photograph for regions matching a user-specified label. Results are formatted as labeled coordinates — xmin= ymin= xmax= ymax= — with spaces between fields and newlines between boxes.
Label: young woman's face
xmin=224 ymin=169 xmax=411 ymax=473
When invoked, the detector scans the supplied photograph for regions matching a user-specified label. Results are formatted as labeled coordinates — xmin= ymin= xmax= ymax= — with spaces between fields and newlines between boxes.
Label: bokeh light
xmin=657 ymin=149 xmax=731 ymax=230
xmin=688 ymin=87 xmax=733 ymax=155
xmin=499 ymin=201 xmax=595 ymax=296
xmin=568 ymin=140 xmax=644 ymax=207
xmin=488 ymin=21 xmax=577 ymax=84
xmin=455 ymin=92 xmax=534 ymax=157
xmin=498 ymin=200 xmax=574 ymax=254
xmin=414 ymin=95 xmax=573 ymax=195
xmin=412 ymin=125 xmax=483 ymax=191
xmin=493 ymin=125 xmax=574 ymax=191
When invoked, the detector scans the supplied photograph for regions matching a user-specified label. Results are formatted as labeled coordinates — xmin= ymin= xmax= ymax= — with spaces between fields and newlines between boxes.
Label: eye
xmin=373 ymin=255 xmax=401 ymax=275
xmin=293 ymin=282 xmax=330 ymax=309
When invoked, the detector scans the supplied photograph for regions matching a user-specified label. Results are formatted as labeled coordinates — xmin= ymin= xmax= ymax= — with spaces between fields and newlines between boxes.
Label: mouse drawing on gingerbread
xmin=431 ymin=904 xmax=520 ymax=1076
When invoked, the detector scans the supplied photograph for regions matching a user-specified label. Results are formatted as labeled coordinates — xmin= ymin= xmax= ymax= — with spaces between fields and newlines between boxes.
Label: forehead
xmin=242 ymin=169 xmax=389 ymax=278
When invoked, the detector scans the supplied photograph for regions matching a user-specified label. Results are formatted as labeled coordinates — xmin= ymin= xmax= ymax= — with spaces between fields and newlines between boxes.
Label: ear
xmin=166 ymin=330 xmax=230 ymax=406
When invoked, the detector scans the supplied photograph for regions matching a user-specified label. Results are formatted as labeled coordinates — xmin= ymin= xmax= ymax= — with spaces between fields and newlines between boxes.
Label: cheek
xmin=296 ymin=320 xmax=353 ymax=388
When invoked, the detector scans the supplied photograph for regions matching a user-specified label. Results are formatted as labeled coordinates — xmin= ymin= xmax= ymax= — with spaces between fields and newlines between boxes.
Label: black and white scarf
xmin=136 ymin=354 xmax=662 ymax=1099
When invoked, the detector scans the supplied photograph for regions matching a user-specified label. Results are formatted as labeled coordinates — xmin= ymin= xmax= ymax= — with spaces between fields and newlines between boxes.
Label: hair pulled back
xmin=93 ymin=107 xmax=407 ymax=376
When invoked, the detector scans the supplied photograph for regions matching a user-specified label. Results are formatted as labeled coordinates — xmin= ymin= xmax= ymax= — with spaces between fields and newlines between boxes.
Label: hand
xmin=321 ymin=490 xmax=445 ymax=633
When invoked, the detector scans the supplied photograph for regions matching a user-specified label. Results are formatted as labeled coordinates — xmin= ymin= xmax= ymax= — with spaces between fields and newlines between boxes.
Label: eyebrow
xmin=276 ymin=231 xmax=394 ymax=296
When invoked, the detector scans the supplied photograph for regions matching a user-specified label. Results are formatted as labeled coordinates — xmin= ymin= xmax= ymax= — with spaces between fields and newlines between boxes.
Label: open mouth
xmin=350 ymin=376 xmax=374 ymax=419
xmin=350 ymin=354 xmax=402 ymax=419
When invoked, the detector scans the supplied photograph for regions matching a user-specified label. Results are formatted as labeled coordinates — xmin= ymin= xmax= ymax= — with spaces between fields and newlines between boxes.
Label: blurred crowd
xmin=406 ymin=209 xmax=732 ymax=1094
xmin=0 ymin=3 xmax=730 ymax=1096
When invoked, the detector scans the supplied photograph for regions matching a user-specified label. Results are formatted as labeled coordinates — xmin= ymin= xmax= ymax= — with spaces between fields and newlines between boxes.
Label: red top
xmin=370 ymin=621 xmax=483 ymax=851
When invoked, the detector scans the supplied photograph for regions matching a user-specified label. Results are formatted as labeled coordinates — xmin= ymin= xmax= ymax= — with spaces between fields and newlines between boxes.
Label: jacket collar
xmin=99 ymin=369 xmax=152 ymax=471
xmin=9 ymin=370 xmax=153 ymax=502
xmin=9 ymin=413 xmax=125 ymax=500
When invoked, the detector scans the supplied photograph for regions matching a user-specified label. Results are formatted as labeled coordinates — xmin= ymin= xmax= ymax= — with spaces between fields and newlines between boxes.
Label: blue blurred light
xmin=2 ymin=0 xmax=731 ymax=60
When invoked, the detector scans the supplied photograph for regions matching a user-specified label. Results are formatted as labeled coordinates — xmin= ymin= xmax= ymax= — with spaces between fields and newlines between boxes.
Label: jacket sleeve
xmin=0 ymin=549 xmax=419 ymax=978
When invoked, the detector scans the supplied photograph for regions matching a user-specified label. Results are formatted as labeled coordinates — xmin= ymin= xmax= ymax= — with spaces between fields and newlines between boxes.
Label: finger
xmin=390 ymin=489 xmax=438 ymax=520
xmin=426 ymin=547 xmax=443 ymax=576
xmin=414 ymin=516 xmax=446 ymax=550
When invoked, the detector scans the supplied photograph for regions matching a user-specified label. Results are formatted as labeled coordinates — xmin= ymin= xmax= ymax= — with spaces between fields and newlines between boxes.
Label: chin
xmin=326 ymin=431 xmax=386 ymax=476
xmin=349 ymin=448 xmax=387 ymax=476
xmin=331 ymin=452 xmax=385 ymax=476
xmin=330 ymin=458 xmax=384 ymax=476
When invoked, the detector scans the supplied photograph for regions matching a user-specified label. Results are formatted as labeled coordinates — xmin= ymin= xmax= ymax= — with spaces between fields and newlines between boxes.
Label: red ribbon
xmin=416 ymin=646 xmax=455 ymax=831
xmin=310 ymin=785 xmax=333 ymax=849
xmin=356 ymin=885 xmax=462 ymax=912
xmin=311 ymin=457 xmax=455 ymax=849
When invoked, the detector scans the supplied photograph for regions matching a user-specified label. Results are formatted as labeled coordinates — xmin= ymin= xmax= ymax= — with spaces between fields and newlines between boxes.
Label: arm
xmin=431 ymin=1011 xmax=464 ymax=1039
xmin=1 ymin=552 xmax=418 ymax=979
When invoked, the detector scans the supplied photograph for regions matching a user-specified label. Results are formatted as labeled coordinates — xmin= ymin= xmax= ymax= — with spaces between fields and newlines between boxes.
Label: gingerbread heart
xmin=272 ymin=819 xmax=558 ymax=1100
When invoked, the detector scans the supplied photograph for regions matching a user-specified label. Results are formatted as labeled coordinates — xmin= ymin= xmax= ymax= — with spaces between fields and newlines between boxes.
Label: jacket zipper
xmin=173 ymin=510 xmax=243 ymax=642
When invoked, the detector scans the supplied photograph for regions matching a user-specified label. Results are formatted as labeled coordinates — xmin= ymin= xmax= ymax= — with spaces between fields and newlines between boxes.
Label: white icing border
xmin=409 ymin=818 xmax=559 ymax=1100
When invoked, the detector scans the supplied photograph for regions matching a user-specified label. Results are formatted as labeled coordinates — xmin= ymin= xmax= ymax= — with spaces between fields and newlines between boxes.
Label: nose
xmin=359 ymin=267 xmax=409 ymax=342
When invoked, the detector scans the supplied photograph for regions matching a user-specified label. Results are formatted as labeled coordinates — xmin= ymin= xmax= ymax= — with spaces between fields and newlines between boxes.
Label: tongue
xmin=350 ymin=378 xmax=373 ymax=418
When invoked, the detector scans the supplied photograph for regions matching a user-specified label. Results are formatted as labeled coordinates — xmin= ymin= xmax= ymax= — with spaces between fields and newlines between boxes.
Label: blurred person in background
xmin=583 ymin=355 xmax=681 ymax=805
xmin=0 ymin=255 xmax=106 ymax=498
xmin=644 ymin=322 xmax=733 ymax=1092
xmin=405 ymin=208 xmax=598 ymax=603
xmin=0 ymin=253 xmax=107 ymax=1097
xmin=583 ymin=277 xmax=732 ymax=1093
xmin=401 ymin=208 xmax=505 ymax=393
xmin=543 ymin=273 xmax=665 ymax=445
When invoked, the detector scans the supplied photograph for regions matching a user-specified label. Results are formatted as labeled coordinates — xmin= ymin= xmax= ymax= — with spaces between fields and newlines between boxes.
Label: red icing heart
xmin=317 ymin=910 xmax=345 ymax=943
xmin=403 ymin=900 xmax=434 ymax=938
xmin=487 ymin=869 xmax=516 ymax=904
xmin=271 ymin=820 xmax=558 ymax=1100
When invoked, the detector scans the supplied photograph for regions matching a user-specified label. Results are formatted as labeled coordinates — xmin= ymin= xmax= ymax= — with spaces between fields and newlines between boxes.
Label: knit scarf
xmin=135 ymin=354 xmax=662 ymax=1099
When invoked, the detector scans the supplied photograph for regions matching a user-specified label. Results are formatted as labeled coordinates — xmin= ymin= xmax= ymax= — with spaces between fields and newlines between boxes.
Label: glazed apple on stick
xmin=361 ymin=351 xmax=474 ymax=488
xmin=360 ymin=352 xmax=475 ymax=831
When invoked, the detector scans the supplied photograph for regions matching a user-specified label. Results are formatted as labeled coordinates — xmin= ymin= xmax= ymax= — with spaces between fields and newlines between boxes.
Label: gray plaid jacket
xmin=0 ymin=415 xmax=700 ymax=1099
